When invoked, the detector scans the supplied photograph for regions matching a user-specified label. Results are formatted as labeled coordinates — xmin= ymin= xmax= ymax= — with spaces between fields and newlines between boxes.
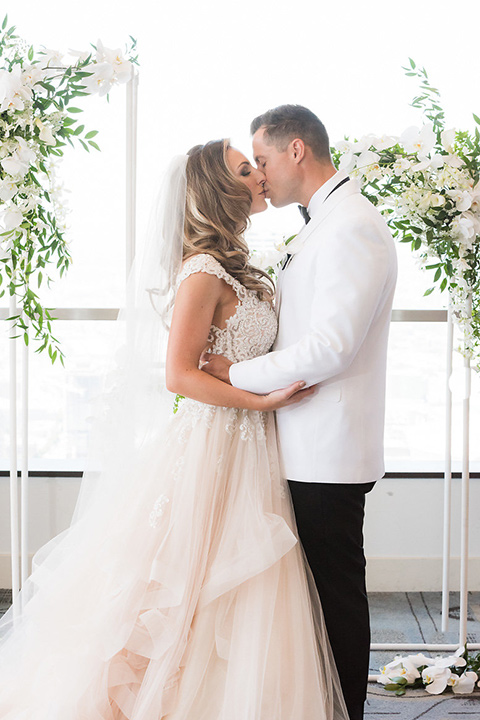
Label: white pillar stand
xmin=20 ymin=316 xmax=29 ymax=589
xmin=370 ymin=297 xmax=479 ymax=678
xmin=8 ymin=293 xmax=19 ymax=617
xmin=442 ymin=304 xmax=454 ymax=632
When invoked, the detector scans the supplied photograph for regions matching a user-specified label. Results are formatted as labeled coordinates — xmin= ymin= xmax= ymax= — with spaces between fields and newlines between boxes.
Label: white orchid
xmin=441 ymin=128 xmax=456 ymax=153
xmin=433 ymin=648 xmax=467 ymax=669
xmin=422 ymin=665 xmax=452 ymax=694
xmin=449 ymin=671 xmax=478 ymax=694
xmin=34 ymin=118 xmax=56 ymax=146
xmin=21 ymin=64 xmax=46 ymax=89
xmin=378 ymin=656 xmax=420 ymax=685
xmin=370 ymin=134 xmax=397 ymax=151
xmin=470 ymin=184 xmax=480 ymax=215
xmin=355 ymin=150 xmax=382 ymax=180
xmin=1 ymin=138 xmax=36 ymax=177
xmin=95 ymin=39 xmax=132 ymax=83
xmin=334 ymin=139 xmax=354 ymax=154
xmin=401 ymin=123 xmax=436 ymax=157
xmin=451 ymin=212 xmax=479 ymax=244
xmin=393 ymin=157 xmax=412 ymax=175
xmin=405 ymin=653 xmax=438 ymax=668
xmin=250 ymin=247 xmax=286 ymax=273
xmin=444 ymin=153 xmax=465 ymax=169
xmin=2 ymin=205 xmax=24 ymax=231
xmin=0 ymin=178 xmax=18 ymax=202
xmin=83 ymin=62 xmax=116 ymax=97
xmin=430 ymin=193 xmax=445 ymax=207
xmin=338 ymin=151 xmax=356 ymax=173
xmin=446 ymin=187 xmax=473 ymax=212
xmin=37 ymin=48 xmax=65 ymax=70
xmin=0 ymin=66 xmax=32 ymax=112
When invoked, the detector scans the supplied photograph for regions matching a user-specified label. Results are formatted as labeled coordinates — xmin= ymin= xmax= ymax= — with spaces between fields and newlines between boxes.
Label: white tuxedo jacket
xmin=230 ymin=173 xmax=397 ymax=483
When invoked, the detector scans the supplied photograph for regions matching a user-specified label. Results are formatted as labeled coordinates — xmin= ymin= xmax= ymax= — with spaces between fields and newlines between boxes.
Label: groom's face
xmin=252 ymin=128 xmax=299 ymax=208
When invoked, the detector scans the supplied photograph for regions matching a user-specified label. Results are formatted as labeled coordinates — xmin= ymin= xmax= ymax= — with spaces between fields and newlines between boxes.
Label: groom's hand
xmin=200 ymin=351 xmax=232 ymax=384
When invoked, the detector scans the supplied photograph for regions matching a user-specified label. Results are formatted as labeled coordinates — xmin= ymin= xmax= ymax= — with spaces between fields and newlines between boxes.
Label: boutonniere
xmin=250 ymin=234 xmax=297 ymax=280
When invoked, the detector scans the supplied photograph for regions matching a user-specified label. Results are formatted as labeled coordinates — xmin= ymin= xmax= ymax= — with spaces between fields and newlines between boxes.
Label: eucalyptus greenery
xmin=0 ymin=16 xmax=137 ymax=363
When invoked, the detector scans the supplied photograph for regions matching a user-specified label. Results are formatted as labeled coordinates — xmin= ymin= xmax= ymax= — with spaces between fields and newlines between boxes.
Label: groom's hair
xmin=250 ymin=105 xmax=330 ymax=161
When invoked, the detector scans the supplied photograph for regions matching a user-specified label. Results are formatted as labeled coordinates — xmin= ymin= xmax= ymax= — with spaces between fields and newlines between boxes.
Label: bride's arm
xmin=165 ymin=271 xmax=312 ymax=411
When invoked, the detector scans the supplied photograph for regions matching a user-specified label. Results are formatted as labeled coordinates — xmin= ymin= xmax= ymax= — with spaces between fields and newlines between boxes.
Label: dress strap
xmin=176 ymin=254 xmax=246 ymax=299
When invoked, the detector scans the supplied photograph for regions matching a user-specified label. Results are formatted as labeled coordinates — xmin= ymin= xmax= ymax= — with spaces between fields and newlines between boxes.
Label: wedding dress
xmin=0 ymin=253 xmax=348 ymax=720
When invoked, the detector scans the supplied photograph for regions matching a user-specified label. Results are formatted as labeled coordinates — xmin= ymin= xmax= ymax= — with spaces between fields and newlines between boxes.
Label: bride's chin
xmin=250 ymin=199 xmax=269 ymax=216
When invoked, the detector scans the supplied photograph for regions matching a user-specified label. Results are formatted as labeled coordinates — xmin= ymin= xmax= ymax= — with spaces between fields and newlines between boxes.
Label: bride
xmin=0 ymin=139 xmax=348 ymax=720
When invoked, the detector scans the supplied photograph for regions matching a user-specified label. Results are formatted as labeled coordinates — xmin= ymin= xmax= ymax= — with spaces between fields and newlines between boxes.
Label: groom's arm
xmin=230 ymin=219 xmax=392 ymax=395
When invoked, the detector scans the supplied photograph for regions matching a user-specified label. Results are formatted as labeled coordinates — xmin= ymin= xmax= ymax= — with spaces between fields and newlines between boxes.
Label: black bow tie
xmin=297 ymin=177 xmax=351 ymax=227
xmin=298 ymin=205 xmax=311 ymax=224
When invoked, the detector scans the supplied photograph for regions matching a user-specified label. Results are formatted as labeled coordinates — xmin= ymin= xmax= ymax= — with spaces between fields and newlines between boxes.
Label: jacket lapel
xmin=285 ymin=178 xmax=361 ymax=258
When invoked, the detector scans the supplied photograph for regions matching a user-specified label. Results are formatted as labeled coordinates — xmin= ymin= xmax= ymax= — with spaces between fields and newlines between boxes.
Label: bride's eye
xmin=241 ymin=169 xmax=251 ymax=177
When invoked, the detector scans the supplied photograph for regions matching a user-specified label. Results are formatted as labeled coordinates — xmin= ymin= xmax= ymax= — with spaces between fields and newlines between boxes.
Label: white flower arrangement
xmin=378 ymin=646 xmax=480 ymax=696
xmin=331 ymin=59 xmax=480 ymax=370
xmin=0 ymin=16 xmax=137 ymax=362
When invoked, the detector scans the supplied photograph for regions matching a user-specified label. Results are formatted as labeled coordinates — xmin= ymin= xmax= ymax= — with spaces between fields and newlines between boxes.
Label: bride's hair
xmin=184 ymin=139 xmax=274 ymax=302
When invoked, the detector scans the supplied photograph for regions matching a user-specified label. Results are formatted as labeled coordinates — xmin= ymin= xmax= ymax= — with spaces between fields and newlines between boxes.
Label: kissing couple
xmin=0 ymin=104 xmax=397 ymax=720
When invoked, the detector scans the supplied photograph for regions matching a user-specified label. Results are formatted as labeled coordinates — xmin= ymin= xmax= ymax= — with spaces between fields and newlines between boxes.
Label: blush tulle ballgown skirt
xmin=0 ymin=400 xmax=348 ymax=719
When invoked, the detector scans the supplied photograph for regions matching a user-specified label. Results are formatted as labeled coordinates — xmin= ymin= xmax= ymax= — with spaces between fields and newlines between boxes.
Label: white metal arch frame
xmin=370 ymin=304 xmax=480 ymax=656
xmin=7 ymin=70 xmax=139 ymax=616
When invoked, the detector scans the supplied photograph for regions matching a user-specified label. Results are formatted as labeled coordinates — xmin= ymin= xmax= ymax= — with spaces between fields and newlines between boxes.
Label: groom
xmin=203 ymin=105 xmax=397 ymax=720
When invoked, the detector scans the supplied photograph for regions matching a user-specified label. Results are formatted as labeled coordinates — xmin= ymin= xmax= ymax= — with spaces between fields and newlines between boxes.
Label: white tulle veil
xmin=0 ymin=154 xmax=189 ymax=636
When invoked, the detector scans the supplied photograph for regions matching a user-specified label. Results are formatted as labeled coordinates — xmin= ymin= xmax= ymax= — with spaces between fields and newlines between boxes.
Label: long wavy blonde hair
xmin=184 ymin=139 xmax=274 ymax=302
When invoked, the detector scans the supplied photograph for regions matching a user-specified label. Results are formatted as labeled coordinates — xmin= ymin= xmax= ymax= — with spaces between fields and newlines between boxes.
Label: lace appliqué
xmin=149 ymin=494 xmax=170 ymax=528
xmin=176 ymin=254 xmax=277 ymax=364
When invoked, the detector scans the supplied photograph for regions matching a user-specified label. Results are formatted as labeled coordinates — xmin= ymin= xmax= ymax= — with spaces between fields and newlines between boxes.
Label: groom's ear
xmin=291 ymin=138 xmax=306 ymax=164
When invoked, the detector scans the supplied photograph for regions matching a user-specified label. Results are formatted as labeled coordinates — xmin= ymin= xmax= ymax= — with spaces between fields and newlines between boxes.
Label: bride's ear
xmin=291 ymin=138 xmax=306 ymax=164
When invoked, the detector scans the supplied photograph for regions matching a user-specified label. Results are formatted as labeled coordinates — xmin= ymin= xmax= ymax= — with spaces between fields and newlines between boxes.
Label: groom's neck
xmin=299 ymin=161 xmax=337 ymax=208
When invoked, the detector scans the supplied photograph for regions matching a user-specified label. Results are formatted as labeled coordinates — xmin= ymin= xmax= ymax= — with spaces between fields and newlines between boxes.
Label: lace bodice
xmin=176 ymin=254 xmax=277 ymax=362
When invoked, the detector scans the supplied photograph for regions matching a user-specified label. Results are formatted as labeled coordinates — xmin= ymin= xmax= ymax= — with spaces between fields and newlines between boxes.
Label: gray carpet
xmin=1 ymin=590 xmax=479 ymax=717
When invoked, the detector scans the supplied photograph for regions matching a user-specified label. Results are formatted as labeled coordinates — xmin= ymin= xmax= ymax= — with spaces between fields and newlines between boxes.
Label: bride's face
xmin=226 ymin=147 xmax=267 ymax=215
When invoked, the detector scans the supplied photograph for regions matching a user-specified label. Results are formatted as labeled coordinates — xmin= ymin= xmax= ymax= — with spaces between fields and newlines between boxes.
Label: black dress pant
xmin=288 ymin=480 xmax=375 ymax=720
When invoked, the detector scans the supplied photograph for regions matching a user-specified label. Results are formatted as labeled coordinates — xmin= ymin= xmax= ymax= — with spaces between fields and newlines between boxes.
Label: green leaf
xmin=434 ymin=267 xmax=442 ymax=282
xmin=384 ymin=683 xmax=401 ymax=692
xmin=395 ymin=689 xmax=406 ymax=696
xmin=85 ymin=130 xmax=99 ymax=139
xmin=473 ymin=113 xmax=480 ymax=126
xmin=409 ymin=57 xmax=416 ymax=69
xmin=2 ymin=14 xmax=8 ymax=30
xmin=424 ymin=287 xmax=435 ymax=296
xmin=24 ymin=332 xmax=29 ymax=346
xmin=88 ymin=140 xmax=101 ymax=151
xmin=391 ymin=676 xmax=408 ymax=685
xmin=67 ymin=107 xmax=83 ymax=114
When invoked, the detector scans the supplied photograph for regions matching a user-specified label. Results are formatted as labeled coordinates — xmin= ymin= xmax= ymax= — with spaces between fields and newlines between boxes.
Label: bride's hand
xmin=260 ymin=381 xmax=316 ymax=411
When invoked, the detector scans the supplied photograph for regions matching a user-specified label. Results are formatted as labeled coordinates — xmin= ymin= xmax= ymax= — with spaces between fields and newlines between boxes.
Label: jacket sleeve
xmin=230 ymin=216 xmax=393 ymax=394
